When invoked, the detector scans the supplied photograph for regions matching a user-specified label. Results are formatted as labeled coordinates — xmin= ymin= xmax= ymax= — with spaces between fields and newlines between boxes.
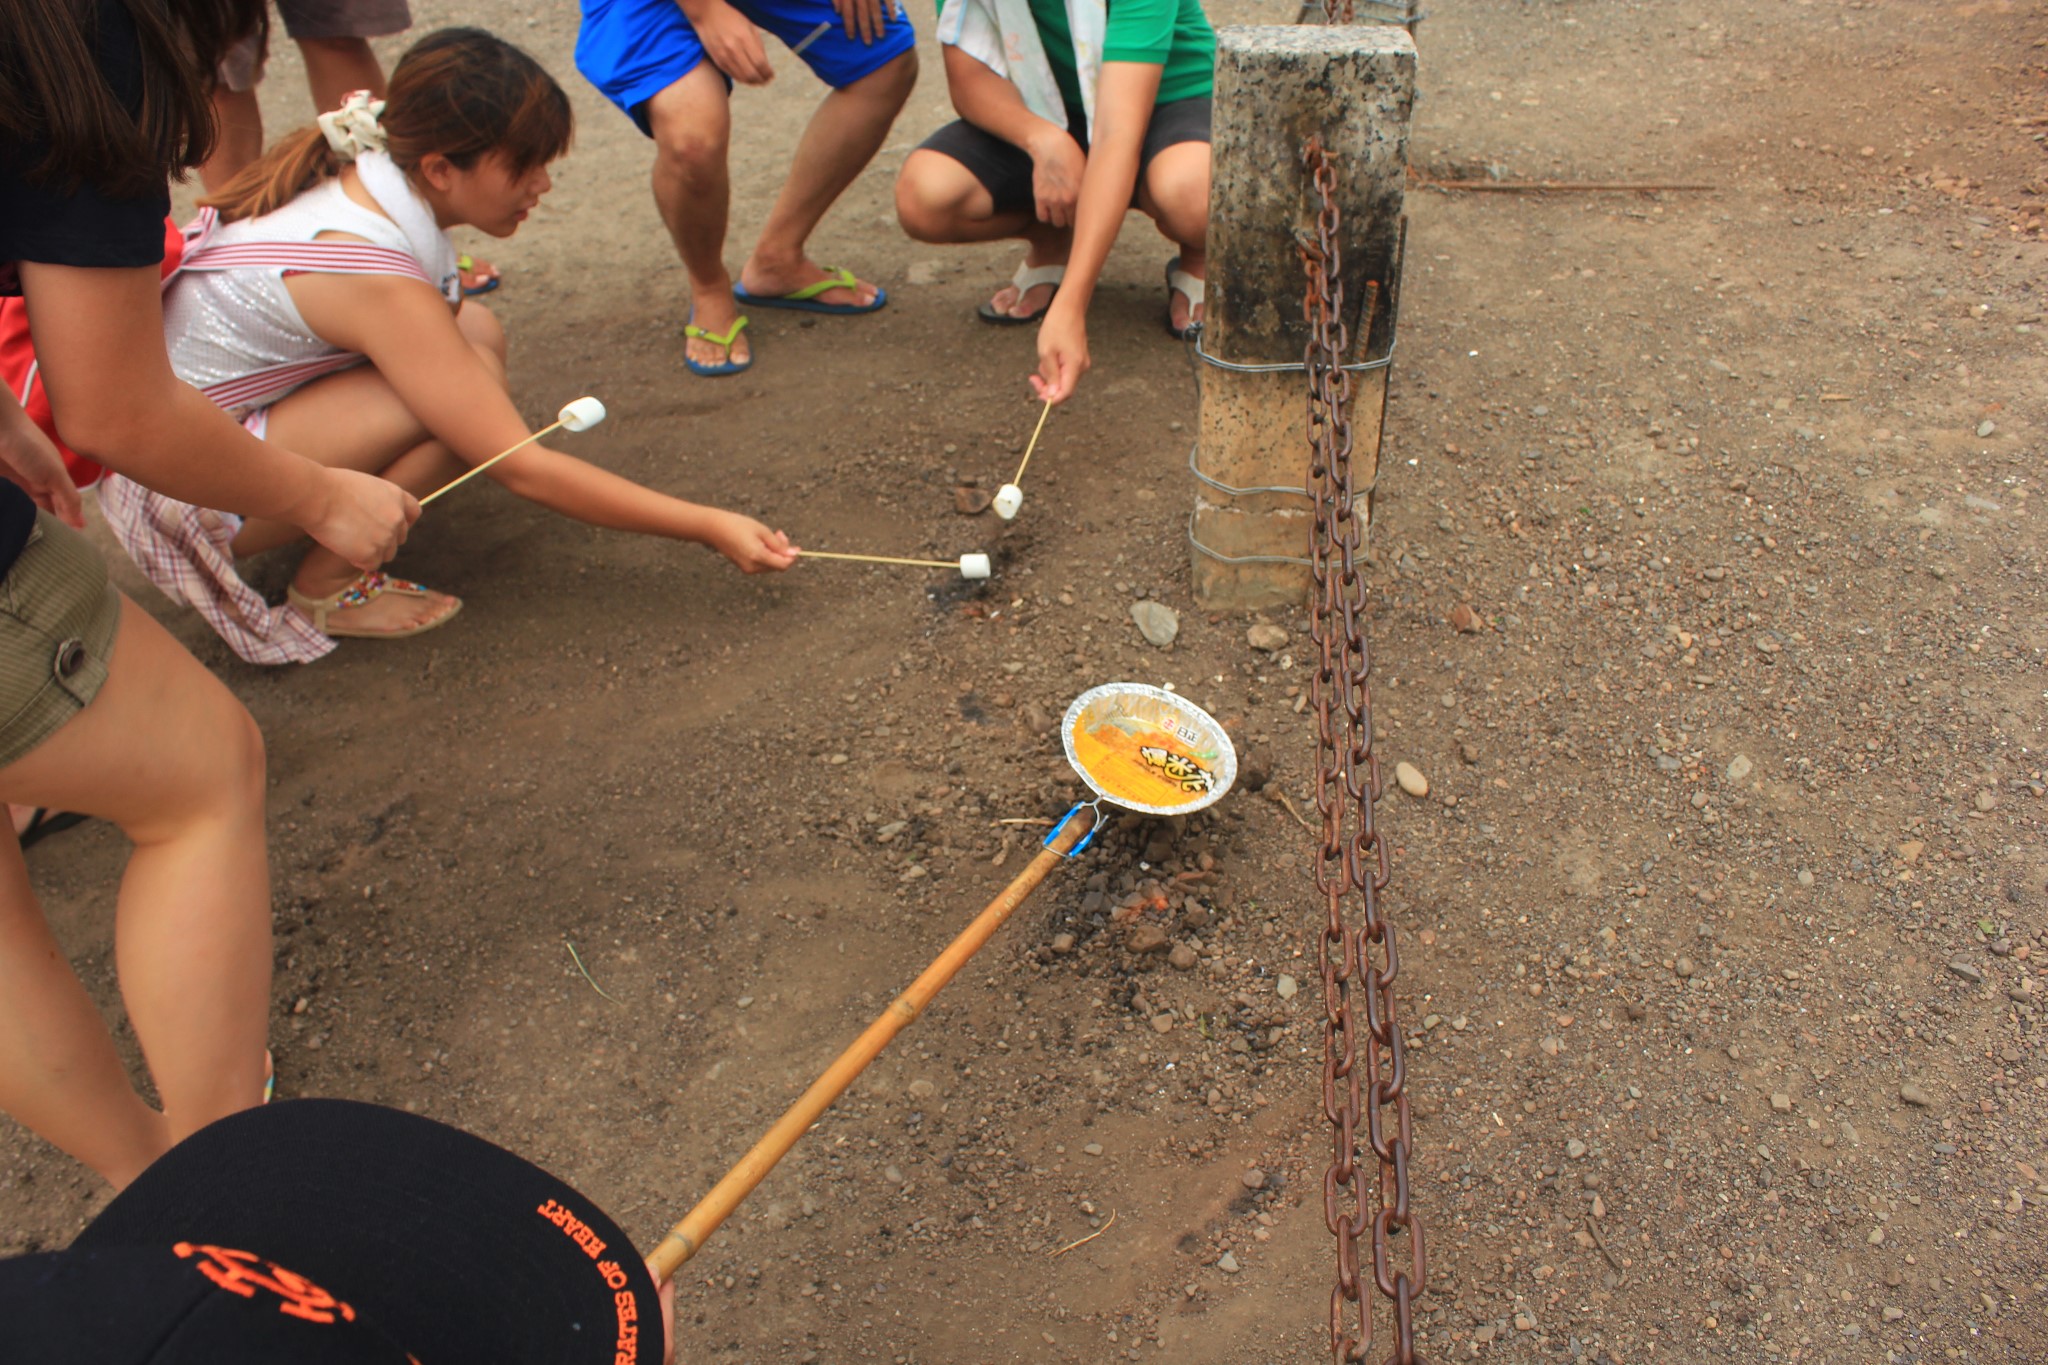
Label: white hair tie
xmin=316 ymin=90 xmax=388 ymax=163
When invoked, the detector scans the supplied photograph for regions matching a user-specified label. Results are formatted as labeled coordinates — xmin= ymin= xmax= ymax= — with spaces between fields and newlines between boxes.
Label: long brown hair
xmin=203 ymin=27 xmax=573 ymax=224
xmin=0 ymin=0 xmax=264 ymax=196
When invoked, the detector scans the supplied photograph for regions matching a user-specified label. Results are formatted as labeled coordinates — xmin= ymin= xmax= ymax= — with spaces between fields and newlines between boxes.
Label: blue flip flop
xmin=734 ymin=266 xmax=887 ymax=315
xmin=457 ymin=253 xmax=500 ymax=297
xmin=684 ymin=314 xmax=752 ymax=377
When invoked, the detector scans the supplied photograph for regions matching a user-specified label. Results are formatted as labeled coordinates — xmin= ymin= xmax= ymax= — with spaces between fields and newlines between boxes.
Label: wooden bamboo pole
xmin=646 ymin=808 xmax=1094 ymax=1284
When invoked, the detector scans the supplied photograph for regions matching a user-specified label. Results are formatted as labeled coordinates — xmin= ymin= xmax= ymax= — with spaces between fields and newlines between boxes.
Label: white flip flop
xmin=977 ymin=260 xmax=1066 ymax=325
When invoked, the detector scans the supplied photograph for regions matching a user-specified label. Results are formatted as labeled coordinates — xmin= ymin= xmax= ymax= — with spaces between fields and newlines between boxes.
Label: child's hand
xmin=707 ymin=510 xmax=797 ymax=573
xmin=1032 ymin=302 xmax=1090 ymax=405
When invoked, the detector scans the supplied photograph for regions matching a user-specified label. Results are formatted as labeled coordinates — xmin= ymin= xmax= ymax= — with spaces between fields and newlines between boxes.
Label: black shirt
xmin=0 ymin=0 xmax=173 ymax=573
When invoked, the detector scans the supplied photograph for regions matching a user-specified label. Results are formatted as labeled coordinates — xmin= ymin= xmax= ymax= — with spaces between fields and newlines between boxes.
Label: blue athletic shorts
xmin=577 ymin=0 xmax=915 ymax=134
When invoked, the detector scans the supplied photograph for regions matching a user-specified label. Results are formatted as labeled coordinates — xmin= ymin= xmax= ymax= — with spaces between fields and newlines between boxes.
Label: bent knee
xmin=457 ymin=301 xmax=507 ymax=355
xmin=139 ymin=695 xmax=266 ymax=839
xmin=894 ymin=154 xmax=977 ymax=242
xmin=1145 ymin=149 xmax=1211 ymax=232
xmin=893 ymin=175 xmax=947 ymax=243
xmin=654 ymin=123 xmax=729 ymax=174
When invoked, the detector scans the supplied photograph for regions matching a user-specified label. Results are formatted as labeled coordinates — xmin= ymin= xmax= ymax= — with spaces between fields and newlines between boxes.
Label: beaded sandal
xmin=287 ymin=571 xmax=463 ymax=640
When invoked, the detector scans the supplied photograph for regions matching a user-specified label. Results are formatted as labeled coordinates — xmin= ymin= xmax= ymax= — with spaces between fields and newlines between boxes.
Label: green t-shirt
xmin=945 ymin=0 xmax=1217 ymax=121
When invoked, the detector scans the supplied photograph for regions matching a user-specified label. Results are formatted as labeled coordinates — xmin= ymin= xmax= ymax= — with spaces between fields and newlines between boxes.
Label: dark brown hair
xmin=204 ymin=27 xmax=573 ymax=224
xmin=0 ymin=0 xmax=265 ymax=196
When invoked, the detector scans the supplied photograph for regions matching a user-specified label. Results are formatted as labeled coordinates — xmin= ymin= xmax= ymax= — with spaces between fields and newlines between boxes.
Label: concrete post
xmin=1191 ymin=25 xmax=1415 ymax=611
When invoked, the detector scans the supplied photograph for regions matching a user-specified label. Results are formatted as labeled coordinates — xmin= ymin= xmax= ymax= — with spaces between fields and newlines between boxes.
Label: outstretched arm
xmin=1032 ymin=61 xmax=1163 ymax=402
xmin=20 ymin=261 xmax=417 ymax=570
xmin=289 ymin=271 xmax=797 ymax=573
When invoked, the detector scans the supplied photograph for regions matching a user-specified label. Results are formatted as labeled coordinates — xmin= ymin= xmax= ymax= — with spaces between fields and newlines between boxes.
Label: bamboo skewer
xmin=419 ymin=397 xmax=606 ymax=507
xmin=797 ymin=549 xmax=991 ymax=578
xmin=994 ymin=399 xmax=1053 ymax=521
xmin=645 ymin=808 xmax=1095 ymax=1285
xmin=1012 ymin=398 xmax=1054 ymax=486
xmin=796 ymin=550 xmax=956 ymax=569
xmin=420 ymin=423 xmax=560 ymax=506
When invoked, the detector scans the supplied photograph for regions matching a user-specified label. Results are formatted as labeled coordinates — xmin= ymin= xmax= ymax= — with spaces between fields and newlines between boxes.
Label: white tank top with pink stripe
xmin=165 ymin=154 xmax=460 ymax=413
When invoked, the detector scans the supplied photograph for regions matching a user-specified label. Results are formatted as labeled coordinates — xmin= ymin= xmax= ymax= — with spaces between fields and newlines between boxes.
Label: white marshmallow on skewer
xmin=992 ymin=484 xmax=1024 ymax=521
xmin=558 ymin=396 xmax=608 ymax=432
xmin=959 ymin=553 xmax=992 ymax=580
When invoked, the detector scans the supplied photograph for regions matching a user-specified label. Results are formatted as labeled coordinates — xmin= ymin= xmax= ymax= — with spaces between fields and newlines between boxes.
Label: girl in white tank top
xmin=111 ymin=28 xmax=797 ymax=664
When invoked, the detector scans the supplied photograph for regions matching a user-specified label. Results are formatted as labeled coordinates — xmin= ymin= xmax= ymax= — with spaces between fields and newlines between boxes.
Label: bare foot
xmin=986 ymin=278 xmax=1060 ymax=320
xmin=737 ymin=258 xmax=881 ymax=310
xmin=289 ymin=573 xmax=462 ymax=637
xmin=686 ymin=288 xmax=753 ymax=371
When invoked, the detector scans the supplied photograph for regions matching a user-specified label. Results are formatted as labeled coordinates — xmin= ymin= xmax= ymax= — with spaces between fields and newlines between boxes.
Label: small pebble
xmin=1216 ymin=1252 xmax=1240 ymax=1274
xmin=1276 ymin=974 xmax=1298 ymax=1000
xmin=1394 ymin=762 xmax=1429 ymax=798
xmin=1130 ymin=601 xmax=1180 ymax=648
xmin=1566 ymin=1139 xmax=1588 ymax=1159
xmin=1899 ymin=1083 xmax=1934 ymax=1108
xmin=1240 ymin=1168 xmax=1266 ymax=1190
xmin=1246 ymin=623 xmax=1289 ymax=652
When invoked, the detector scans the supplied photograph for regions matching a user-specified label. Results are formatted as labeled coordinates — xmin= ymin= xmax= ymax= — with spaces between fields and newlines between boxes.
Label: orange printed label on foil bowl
xmin=1061 ymin=683 xmax=1237 ymax=816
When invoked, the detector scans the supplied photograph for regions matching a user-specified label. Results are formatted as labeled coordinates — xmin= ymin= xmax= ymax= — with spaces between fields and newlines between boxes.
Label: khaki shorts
xmin=0 ymin=514 xmax=122 ymax=772
xmin=217 ymin=0 xmax=415 ymax=92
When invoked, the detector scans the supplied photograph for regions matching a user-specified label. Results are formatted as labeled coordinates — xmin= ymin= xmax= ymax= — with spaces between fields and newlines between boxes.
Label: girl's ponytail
xmin=199 ymin=126 xmax=344 ymax=223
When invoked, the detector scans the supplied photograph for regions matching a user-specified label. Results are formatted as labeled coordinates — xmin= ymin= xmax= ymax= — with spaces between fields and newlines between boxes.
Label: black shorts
xmin=916 ymin=96 xmax=1211 ymax=214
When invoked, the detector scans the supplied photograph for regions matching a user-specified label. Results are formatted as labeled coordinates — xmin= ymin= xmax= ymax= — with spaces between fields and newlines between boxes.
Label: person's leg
xmin=228 ymin=309 xmax=509 ymax=630
xmin=737 ymin=49 xmax=917 ymax=307
xmin=1133 ymin=100 xmax=1210 ymax=333
xmin=896 ymin=145 xmax=1071 ymax=319
xmin=0 ymin=828 xmax=168 ymax=1187
xmin=644 ymin=65 xmax=748 ymax=371
xmin=295 ymin=37 xmax=388 ymax=112
xmin=0 ymin=598 xmax=273 ymax=1186
xmin=198 ymin=30 xmax=267 ymax=192
xmin=200 ymin=85 xmax=265 ymax=193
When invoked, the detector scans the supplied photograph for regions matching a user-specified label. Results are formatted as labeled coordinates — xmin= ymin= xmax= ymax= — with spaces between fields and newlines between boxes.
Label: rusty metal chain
xmin=1319 ymin=0 xmax=1357 ymax=22
xmin=1301 ymin=134 xmax=1425 ymax=1365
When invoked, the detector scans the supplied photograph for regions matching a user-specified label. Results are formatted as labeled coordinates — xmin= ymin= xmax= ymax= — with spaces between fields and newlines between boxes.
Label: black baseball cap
xmin=6 ymin=1099 xmax=665 ymax=1365
xmin=0 ymin=1242 xmax=417 ymax=1363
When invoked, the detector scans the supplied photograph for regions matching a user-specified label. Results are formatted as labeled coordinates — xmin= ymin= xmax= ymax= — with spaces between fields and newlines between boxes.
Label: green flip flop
xmin=734 ymin=267 xmax=887 ymax=316
xmin=684 ymin=314 xmax=752 ymax=377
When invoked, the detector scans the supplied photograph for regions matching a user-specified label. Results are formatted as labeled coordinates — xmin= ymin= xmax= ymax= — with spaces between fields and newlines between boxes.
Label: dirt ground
xmin=5 ymin=0 xmax=2045 ymax=1361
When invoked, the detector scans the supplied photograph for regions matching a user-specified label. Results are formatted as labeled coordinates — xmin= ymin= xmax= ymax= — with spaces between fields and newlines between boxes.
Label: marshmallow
xmin=959 ymin=553 xmax=992 ymax=580
xmin=557 ymin=396 xmax=607 ymax=432
xmin=992 ymin=484 xmax=1024 ymax=521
